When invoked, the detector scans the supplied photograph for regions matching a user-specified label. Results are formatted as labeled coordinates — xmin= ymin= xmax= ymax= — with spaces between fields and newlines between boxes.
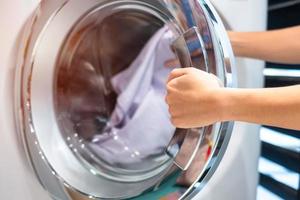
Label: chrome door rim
xmin=15 ymin=0 xmax=236 ymax=199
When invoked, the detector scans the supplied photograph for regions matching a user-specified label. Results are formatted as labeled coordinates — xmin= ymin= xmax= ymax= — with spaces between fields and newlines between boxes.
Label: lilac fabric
xmin=89 ymin=26 xmax=178 ymax=168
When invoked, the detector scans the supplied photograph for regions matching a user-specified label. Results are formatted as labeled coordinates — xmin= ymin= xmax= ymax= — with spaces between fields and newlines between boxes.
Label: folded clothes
xmin=89 ymin=25 xmax=178 ymax=169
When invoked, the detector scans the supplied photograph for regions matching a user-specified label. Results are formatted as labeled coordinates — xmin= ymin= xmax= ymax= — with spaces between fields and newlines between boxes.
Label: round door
xmin=15 ymin=0 xmax=236 ymax=199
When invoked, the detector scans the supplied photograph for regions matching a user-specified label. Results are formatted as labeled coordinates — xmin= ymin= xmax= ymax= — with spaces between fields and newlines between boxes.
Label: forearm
xmin=229 ymin=26 xmax=300 ymax=64
xmin=221 ymin=85 xmax=300 ymax=130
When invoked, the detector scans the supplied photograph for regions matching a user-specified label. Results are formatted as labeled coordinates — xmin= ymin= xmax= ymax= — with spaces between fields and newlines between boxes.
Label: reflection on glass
xmin=88 ymin=25 xmax=176 ymax=169
xmin=55 ymin=11 xmax=179 ymax=180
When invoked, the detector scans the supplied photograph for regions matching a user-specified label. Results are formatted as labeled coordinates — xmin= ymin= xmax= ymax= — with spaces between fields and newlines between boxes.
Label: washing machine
xmin=0 ymin=0 xmax=267 ymax=200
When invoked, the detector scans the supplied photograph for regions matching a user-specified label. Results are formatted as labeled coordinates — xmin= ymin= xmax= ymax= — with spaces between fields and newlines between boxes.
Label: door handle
xmin=166 ymin=27 xmax=209 ymax=170
xmin=166 ymin=128 xmax=204 ymax=170
xmin=171 ymin=26 xmax=209 ymax=71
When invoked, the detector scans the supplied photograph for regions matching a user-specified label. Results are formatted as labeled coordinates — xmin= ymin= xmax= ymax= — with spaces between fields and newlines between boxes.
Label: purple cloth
xmin=89 ymin=26 xmax=178 ymax=168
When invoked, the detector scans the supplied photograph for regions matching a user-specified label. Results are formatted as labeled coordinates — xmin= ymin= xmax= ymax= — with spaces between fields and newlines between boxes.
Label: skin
xmin=166 ymin=26 xmax=300 ymax=130
xmin=229 ymin=26 xmax=300 ymax=64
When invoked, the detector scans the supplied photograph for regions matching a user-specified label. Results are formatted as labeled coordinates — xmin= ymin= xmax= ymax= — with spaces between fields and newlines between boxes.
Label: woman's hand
xmin=166 ymin=67 xmax=300 ymax=130
xmin=165 ymin=68 xmax=225 ymax=128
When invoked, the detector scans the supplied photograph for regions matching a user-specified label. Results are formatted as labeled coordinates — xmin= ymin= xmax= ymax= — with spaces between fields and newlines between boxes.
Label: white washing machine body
xmin=195 ymin=0 xmax=268 ymax=200
xmin=0 ymin=0 xmax=266 ymax=200
xmin=0 ymin=1 xmax=53 ymax=199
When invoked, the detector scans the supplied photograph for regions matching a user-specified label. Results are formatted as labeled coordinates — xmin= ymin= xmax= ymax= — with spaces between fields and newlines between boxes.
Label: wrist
xmin=228 ymin=31 xmax=248 ymax=57
xmin=209 ymin=88 xmax=231 ymax=123
xmin=217 ymin=88 xmax=241 ymax=122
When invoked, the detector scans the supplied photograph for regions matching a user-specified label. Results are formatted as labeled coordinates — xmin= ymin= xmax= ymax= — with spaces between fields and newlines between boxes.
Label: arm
xmin=166 ymin=68 xmax=300 ymax=130
xmin=228 ymin=26 xmax=300 ymax=64
xmin=222 ymin=85 xmax=300 ymax=130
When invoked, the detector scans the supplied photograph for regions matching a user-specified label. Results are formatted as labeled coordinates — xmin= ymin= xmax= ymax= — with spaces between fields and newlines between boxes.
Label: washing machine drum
xmin=16 ymin=0 xmax=236 ymax=199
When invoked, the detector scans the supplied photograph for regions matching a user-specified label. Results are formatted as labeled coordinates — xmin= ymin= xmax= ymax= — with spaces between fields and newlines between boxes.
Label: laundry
xmin=89 ymin=25 xmax=179 ymax=168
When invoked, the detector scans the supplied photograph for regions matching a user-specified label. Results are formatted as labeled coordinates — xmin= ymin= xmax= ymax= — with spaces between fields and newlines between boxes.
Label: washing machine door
xmin=15 ymin=0 xmax=236 ymax=199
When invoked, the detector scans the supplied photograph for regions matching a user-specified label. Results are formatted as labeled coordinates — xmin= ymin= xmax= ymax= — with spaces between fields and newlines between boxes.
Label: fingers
xmin=167 ymin=68 xmax=193 ymax=83
xmin=165 ymin=92 xmax=187 ymax=128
